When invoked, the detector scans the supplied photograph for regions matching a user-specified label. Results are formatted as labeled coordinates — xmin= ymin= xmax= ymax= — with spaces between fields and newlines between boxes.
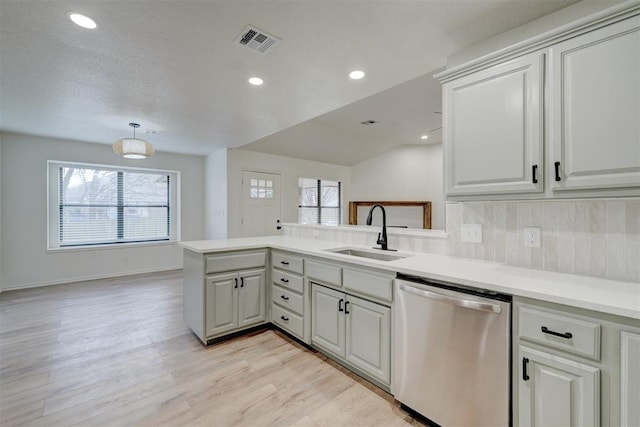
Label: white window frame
xmin=47 ymin=160 xmax=180 ymax=250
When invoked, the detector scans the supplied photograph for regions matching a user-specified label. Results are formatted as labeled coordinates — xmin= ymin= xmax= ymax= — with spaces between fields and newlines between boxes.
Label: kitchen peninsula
xmin=180 ymin=234 xmax=640 ymax=427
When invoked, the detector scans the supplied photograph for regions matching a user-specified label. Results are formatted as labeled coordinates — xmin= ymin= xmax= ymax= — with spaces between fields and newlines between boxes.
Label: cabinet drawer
xmin=272 ymin=304 xmax=303 ymax=339
xmin=272 ymin=270 xmax=304 ymax=294
xmin=206 ymin=251 xmax=265 ymax=274
xmin=306 ymin=260 xmax=342 ymax=287
xmin=343 ymin=268 xmax=393 ymax=302
xmin=272 ymin=252 xmax=304 ymax=275
xmin=272 ymin=284 xmax=304 ymax=316
xmin=519 ymin=306 xmax=601 ymax=360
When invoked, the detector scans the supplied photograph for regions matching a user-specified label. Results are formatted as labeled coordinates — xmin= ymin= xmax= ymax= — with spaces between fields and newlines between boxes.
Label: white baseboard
xmin=0 ymin=266 xmax=183 ymax=292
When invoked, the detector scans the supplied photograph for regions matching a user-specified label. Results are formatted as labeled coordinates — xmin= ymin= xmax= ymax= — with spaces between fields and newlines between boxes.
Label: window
xmin=48 ymin=162 xmax=179 ymax=248
xmin=249 ymin=178 xmax=274 ymax=199
xmin=298 ymin=178 xmax=341 ymax=225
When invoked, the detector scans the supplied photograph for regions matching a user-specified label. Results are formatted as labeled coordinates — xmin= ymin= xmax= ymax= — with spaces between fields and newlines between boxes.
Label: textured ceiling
xmin=0 ymin=0 xmax=579 ymax=158
xmin=241 ymin=71 xmax=444 ymax=166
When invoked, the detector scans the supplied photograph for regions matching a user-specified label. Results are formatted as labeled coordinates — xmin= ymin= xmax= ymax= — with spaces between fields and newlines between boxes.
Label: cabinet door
xmin=345 ymin=295 xmax=391 ymax=385
xmin=550 ymin=16 xmax=640 ymax=193
xmin=311 ymin=285 xmax=345 ymax=358
xmin=205 ymin=273 xmax=238 ymax=337
xmin=519 ymin=346 xmax=600 ymax=427
xmin=621 ymin=331 xmax=640 ymax=427
xmin=238 ymin=268 xmax=266 ymax=328
xmin=444 ymin=51 xmax=544 ymax=197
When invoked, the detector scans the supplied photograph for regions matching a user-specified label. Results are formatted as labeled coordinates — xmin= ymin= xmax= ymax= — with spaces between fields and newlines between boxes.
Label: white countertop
xmin=180 ymin=236 xmax=640 ymax=320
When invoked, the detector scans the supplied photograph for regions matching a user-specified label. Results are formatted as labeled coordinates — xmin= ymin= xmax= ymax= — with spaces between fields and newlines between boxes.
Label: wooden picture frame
xmin=348 ymin=201 xmax=432 ymax=229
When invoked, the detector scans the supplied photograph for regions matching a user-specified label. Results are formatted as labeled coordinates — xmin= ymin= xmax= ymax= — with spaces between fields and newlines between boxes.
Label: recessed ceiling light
xmin=248 ymin=77 xmax=264 ymax=86
xmin=69 ymin=13 xmax=97 ymax=29
xmin=349 ymin=70 xmax=365 ymax=80
xmin=421 ymin=135 xmax=429 ymax=140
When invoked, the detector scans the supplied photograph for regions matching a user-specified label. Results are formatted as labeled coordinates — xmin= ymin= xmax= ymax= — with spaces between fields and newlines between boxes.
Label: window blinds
xmin=58 ymin=166 xmax=171 ymax=246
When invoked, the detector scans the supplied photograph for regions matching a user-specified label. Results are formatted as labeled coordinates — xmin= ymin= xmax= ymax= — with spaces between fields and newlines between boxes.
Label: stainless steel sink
xmin=327 ymin=248 xmax=409 ymax=262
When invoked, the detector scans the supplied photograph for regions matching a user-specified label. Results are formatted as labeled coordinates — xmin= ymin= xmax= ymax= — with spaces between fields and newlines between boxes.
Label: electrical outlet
xmin=523 ymin=227 xmax=541 ymax=248
xmin=461 ymin=223 xmax=483 ymax=243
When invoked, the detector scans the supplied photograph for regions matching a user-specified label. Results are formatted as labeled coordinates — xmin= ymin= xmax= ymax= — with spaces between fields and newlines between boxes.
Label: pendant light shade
xmin=113 ymin=123 xmax=155 ymax=159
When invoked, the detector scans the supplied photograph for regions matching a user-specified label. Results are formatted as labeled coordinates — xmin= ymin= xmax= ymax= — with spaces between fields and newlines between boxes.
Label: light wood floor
xmin=0 ymin=271 xmax=421 ymax=426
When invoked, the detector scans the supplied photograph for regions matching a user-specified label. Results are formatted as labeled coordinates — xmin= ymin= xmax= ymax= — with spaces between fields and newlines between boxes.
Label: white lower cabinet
xmin=183 ymin=249 xmax=267 ymax=344
xmin=205 ymin=268 xmax=266 ymax=338
xmin=621 ymin=331 xmax=640 ymax=427
xmin=311 ymin=284 xmax=391 ymax=385
xmin=514 ymin=297 xmax=640 ymax=427
xmin=311 ymin=285 xmax=344 ymax=356
xmin=270 ymin=251 xmax=306 ymax=341
xmin=519 ymin=346 xmax=600 ymax=427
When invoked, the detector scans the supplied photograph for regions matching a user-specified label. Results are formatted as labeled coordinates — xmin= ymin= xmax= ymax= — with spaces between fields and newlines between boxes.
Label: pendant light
xmin=113 ymin=123 xmax=155 ymax=159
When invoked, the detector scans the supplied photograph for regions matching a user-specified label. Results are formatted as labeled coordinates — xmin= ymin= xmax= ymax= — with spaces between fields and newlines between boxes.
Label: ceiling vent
xmin=235 ymin=25 xmax=280 ymax=55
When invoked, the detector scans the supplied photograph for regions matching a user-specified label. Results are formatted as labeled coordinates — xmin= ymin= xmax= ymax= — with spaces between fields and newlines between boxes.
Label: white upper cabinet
xmin=438 ymin=6 xmax=640 ymax=200
xmin=443 ymin=51 xmax=544 ymax=197
xmin=549 ymin=16 xmax=640 ymax=194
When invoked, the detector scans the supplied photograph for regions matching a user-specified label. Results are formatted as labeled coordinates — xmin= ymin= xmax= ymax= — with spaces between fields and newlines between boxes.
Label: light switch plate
xmin=461 ymin=223 xmax=483 ymax=243
xmin=524 ymin=227 xmax=541 ymax=248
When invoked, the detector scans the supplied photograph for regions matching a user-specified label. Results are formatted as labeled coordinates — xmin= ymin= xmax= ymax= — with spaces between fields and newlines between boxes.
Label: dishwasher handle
xmin=398 ymin=282 xmax=502 ymax=314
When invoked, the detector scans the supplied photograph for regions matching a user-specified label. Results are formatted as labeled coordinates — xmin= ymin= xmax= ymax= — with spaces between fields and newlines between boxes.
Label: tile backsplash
xmin=446 ymin=199 xmax=639 ymax=282
xmin=284 ymin=198 xmax=640 ymax=283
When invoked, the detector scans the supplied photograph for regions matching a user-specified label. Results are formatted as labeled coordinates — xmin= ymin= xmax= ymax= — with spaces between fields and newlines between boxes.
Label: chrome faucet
xmin=366 ymin=204 xmax=395 ymax=251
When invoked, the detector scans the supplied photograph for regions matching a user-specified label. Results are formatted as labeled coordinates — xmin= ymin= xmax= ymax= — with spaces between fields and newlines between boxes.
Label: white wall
xmin=0 ymin=133 xmax=3 ymax=289
xmin=0 ymin=132 xmax=205 ymax=290
xmin=227 ymin=149 xmax=351 ymax=238
xmin=205 ymin=149 xmax=228 ymax=240
xmin=350 ymin=144 xmax=444 ymax=229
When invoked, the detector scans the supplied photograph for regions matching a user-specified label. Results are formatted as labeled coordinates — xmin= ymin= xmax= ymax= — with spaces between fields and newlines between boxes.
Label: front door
xmin=241 ymin=170 xmax=282 ymax=237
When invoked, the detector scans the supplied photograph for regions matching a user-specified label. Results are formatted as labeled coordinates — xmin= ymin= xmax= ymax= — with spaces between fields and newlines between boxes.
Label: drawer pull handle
xmin=280 ymin=295 xmax=289 ymax=301
xmin=532 ymin=164 xmax=538 ymax=184
xmin=280 ymin=315 xmax=289 ymax=322
xmin=522 ymin=357 xmax=530 ymax=381
xmin=344 ymin=301 xmax=350 ymax=315
xmin=280 ymin=261 xmax=290 ymax=266
xmin=338 ymin=298 xmax=344 ymax=312
xmin=280 ymin=278 xmax=289 ymax=283
xmin=554 ymin=161 xmax=561 ymax=181
xmin=240 ymin=277 xmax=244 ymax=288
xmin=541 ymin=326 xmax=573 ymax=339
xmin=234 ymin=278 xmax=238 ymax=289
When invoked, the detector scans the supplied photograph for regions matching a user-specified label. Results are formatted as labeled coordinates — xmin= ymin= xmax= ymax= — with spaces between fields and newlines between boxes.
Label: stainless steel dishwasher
xmin=393 ymin=275 xmax=511 ymax=427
